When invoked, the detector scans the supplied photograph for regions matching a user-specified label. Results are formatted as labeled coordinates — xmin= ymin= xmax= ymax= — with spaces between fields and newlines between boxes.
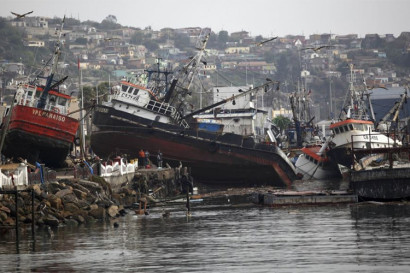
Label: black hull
xmin=91 ymin=105 xmax=297 ymax=187
xmin=2 ymin=129 xmax=71 ymax=167
xmin=328 ymin=147 xmax=353 ymax=168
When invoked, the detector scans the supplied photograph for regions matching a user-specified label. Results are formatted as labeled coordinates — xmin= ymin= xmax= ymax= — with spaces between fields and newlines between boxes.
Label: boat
xmin=289 ymin=84 xmax=341 ymax=180
xmin=0 ymin=17 xmax=79 ymax=167
xmin=91 ymin=30 xmax=297 ymax=187
xmin=327 ymin=64 xmax=401 ymax=168
xmin=294 ymin=139 xmax=341 ymax=180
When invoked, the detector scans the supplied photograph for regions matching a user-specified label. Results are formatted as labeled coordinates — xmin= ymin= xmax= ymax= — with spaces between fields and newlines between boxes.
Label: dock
xmin=350 ymin=163 xmax=410 ymax=200
xmin=252 ymin=190 xmax=358 ymax=206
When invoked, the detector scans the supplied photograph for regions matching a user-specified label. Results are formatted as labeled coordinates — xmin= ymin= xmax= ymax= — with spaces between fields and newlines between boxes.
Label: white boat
xmin=327 ymin=64 xmax=401 ymax=168
xmin=295 ymin=142 xmax=341 ymax=180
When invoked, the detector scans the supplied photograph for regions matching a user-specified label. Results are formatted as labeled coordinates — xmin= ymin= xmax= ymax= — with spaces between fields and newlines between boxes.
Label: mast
xmin=37 ymin=16 xmax=65 ymax=109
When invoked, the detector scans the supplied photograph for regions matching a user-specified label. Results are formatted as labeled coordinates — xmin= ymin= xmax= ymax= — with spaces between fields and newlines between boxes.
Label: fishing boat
xmin=294 ymin=140 xmax=341 ymax=180
xmin=0 ymin=17 xmax=79 ymax=167
xmin=327 ymin=64 xmax=401 ymax=168
xmin=91 ymin=30 xmax=297 ymax=187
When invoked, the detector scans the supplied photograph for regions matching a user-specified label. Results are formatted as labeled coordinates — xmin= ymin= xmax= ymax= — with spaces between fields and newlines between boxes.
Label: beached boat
xmin=91 ymin=30 xmax=297 ymax=187
xmin=294 ymin=141 xmax=341 ymax=180
xmin=0 ymin=17 xmax=79 ymax=167
xmin=327 ymin=64 xmax=400 ymax=168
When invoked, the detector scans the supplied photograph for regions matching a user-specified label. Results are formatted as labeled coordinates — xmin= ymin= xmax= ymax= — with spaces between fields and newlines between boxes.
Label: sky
xmin=2 ymin=0 xmax=410 ymax=38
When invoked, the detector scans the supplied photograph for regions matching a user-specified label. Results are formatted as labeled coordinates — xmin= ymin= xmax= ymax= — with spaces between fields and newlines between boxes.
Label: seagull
xmin=255 ymin=36 xmax=278 ymax=46
xmin=301 ymin=45 xmax=335 ymax=52
xmin=104 ymin=37 xmax=120 ymax=41
xmin=11 ymin=11 xmax=33 ymax=19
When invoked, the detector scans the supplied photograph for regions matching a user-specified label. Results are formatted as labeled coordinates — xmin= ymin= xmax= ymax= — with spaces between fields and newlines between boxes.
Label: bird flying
xmin=301 ymin=45 xmax=335 ymax=52
xmin=11 ymin=11 xmax=33 ymax=18
xmin=104 ymin=37 xmax=121 ymax=41
xmin=255 ymin=36 xmax=278 ymax=46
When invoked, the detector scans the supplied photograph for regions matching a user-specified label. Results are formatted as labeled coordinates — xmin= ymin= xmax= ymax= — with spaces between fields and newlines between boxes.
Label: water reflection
xmin=0 ymin=203 xmax=409 ymax=272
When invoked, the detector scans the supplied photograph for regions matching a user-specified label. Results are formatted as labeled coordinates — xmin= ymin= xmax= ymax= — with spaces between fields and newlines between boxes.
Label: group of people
xmin=138 ymin=149 xmax=163 ymax=169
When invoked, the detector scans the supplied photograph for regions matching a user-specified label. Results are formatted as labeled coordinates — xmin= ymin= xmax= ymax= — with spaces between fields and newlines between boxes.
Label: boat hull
xmin=2 ymin=105 xmax=79 ymax=167
xmin=91 ymin=105 xmax=297 ymax=187
xmin=295 ymin=154 xmax=341 ymax=180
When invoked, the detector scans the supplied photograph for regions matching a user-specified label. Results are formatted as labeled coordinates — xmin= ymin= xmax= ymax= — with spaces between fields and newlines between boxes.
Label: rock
xmin=62 ymin=211 xmax=73 ymax=218
xmin=65 ymin=180 xmax=91 ymax=195
xmin=47 ymin=182 xmax=66 ymax=193
xmin=84 ymin=215 xmax=96 ymax=223
xmin=0 ymin=211 xmax=8 ymax=222
xmin=78 ymin=180 xmax=103 ymax=194
xmin=30 ymin=184 xmax=42 ymax=196
xmin=55 ymin=188 xmax=73 ymax=198
xmin=107 ymin=205 xmax=119 ymax=218
xmin=5 ymin=203 xmax=16 ymax=217
xmin=62 ymin=193 xmax=79 ymax=204
xmin=88 ymin=207 xmax=106 ymax=220
xmin=64 ymin=202 xmax=80 ymax=214
xmin=73 ymin=189 xmax=87 ymax=200
xmin=76 ymin=199 xmax=91 ymax=209
xmin=88 ymin=204 xmax=99 ymax=211
xmin=47 ymin=194 xmax=63 ymax=210
xmin=64 ymin=218 xmax=79 ymax=227
xmin=0 ymin=205 xmax=11 ymax=214
xmin=73 ymin=215 xmax=85 ymax=224
xmin=23 ymin=215 xmax=33 ymax=223
xmin=3 ymin=217 xmax=15 ymax=226
xmin=44 ymin=215 xmax=59 ymax=227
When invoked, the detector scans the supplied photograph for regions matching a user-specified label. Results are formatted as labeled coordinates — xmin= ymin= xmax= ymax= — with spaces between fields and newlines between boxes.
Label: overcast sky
xmin=2 ymin=0 xmax=409 ymax=38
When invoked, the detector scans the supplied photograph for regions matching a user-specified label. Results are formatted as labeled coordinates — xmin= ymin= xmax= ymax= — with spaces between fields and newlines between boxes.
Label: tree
xmin=143 ymin=40 xmax=159 ymax=52
xmin=130 ymin=31 xmax=144 ymax=44
xmin=273 ymin=115 xmax=292 ymax=132
xmin=217 ymin=30 xmax=229 ymax=48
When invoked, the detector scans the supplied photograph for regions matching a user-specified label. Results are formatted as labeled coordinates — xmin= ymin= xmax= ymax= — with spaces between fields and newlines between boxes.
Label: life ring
xmin=52 ymin=107 xmax=60 ymax=114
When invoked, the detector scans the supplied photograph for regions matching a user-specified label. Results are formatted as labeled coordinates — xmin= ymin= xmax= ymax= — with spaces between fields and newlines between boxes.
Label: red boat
xmin=0 ymin=17 xmax=79 ymax=167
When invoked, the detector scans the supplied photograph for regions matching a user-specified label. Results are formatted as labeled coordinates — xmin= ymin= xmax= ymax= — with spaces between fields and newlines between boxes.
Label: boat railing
xmin=170 ymin=110 xmax=189 ymax=128
xmin=146 ymin=99 xmax=189 ymax=128
xmin=96 ymin=158 xmax=138 ymax=177
xmin=0 ymin=163 xmax=29 ymax=189
xmin=146 ymin=100 xmax=174 ymax=116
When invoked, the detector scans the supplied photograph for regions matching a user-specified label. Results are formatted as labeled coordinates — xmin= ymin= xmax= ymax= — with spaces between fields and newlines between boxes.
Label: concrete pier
xmin=350 ymin=165 xmax=410 ymax=200
xmin=252 ymin=191 xmax=358 ymax=206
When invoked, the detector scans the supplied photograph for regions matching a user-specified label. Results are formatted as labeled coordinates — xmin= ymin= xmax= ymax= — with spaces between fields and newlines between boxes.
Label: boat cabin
xmin=14 ymin=84 xmax=72 ymax=115
xmin=330 ymin=119 xmax=374 ymax=136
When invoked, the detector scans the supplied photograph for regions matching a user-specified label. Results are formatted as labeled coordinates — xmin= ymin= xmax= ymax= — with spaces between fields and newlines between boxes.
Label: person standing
xmin=144 ymin=150 xmax=150 ymax=167
xmin=157 ymin=150 xmax=163 ymax=169
xmin=138 ymin=149 xmax=145 ymax=168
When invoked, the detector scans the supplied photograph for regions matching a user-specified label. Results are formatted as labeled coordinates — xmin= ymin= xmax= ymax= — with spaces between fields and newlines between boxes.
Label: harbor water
xmin=1 ymin=199 xmax=410 ymax=272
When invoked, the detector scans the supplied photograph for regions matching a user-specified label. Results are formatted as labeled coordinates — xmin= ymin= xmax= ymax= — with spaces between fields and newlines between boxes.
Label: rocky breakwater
xmin=0 ymin=165 xmax=193 ymax=230
xmin=0 ymin=175 xmax=132 ymax=229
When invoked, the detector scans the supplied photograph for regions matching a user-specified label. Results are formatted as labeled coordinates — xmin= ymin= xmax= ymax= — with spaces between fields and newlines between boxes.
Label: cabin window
xmin=128 ymin=88 xmax=134 ymax=94
xmin=133 ymin=89 xmax=139 ymax=95
xmin=344 ymin=125 xmax=349 ymax=132
xmin=122 ymin=85 xmax=128 ymax=92
xmin=49 ymin=95 xmax=56 ymax=106
xmin=339 ymin=126 xmax=345 ymax=133
xmin=57 ymin=97 xmax=67 ymax=106
xmin=334 ymin=127 xmax=340 ymax=134
xmin=349 ymin=124 xmax=354 ymax=130
xmin=354 ymin=124 xmax=362 ymax=130
xmin=314 ymin=159 xmax=318 ymax=165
